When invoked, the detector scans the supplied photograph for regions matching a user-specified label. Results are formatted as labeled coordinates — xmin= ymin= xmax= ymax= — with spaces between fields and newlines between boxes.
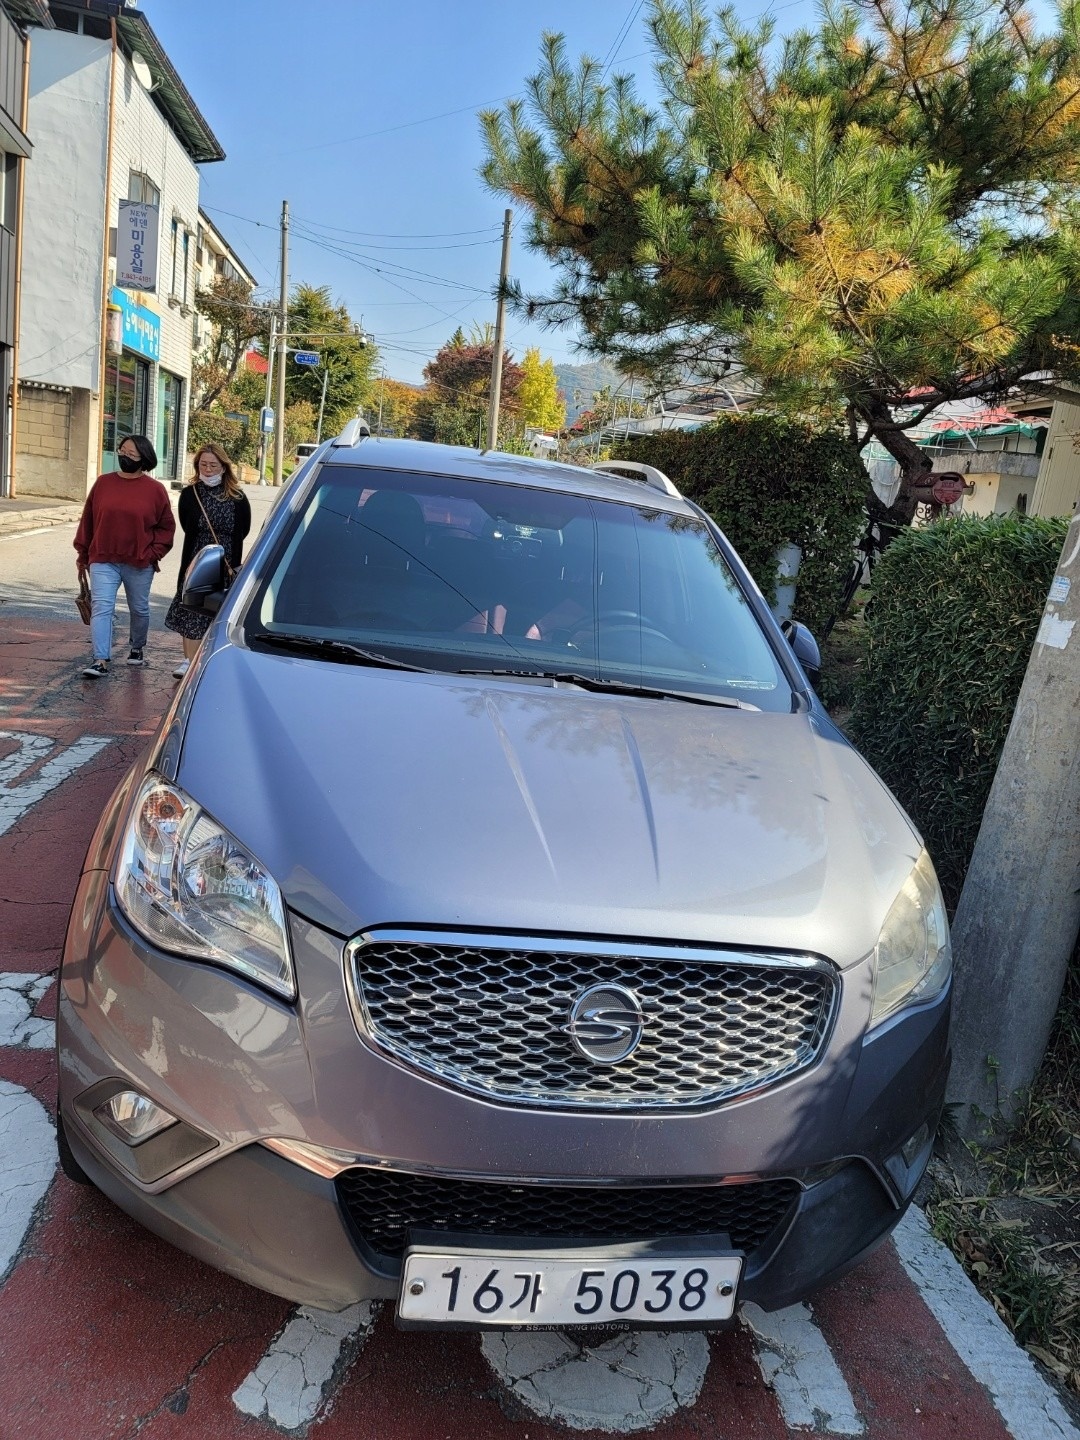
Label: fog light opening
xmin=900 ymin=1121 xmax=931 ymax=1168
xmin=95 ymin=1091 xmax=179 ymax=1146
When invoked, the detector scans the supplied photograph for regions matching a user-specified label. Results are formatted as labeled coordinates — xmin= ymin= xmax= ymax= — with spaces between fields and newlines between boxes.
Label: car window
xmin=246 ymin=466 xmax=793 ymax=710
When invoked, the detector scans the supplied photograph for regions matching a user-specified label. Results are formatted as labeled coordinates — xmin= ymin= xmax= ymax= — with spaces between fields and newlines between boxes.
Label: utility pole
xmin=947 ymin=512 xmax=1080 ymax=1134
xmin=485 ymin=208 xmax=512 ymax=452
xmin=315 ymin=364 xmax=329 ymax=444
xmin=272 ymin=199 xmax=289 ymax=486
xmin=257 ymin=311 xmax=277 ymax=485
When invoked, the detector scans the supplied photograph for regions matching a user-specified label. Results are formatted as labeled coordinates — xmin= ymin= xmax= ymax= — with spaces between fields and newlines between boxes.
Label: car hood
xmin=176 ymin=646 xmax=920 ymax=966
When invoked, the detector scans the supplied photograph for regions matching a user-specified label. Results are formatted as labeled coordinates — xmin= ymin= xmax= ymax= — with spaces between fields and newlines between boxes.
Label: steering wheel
xmin=594 ymin=609 xmax=675 ymax=646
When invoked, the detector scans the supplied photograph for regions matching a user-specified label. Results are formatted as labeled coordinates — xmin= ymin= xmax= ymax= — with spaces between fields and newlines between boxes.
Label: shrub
xmin=187 ymin=410 xmax=247 ymax=461
xmin=849 ymin=514 xmax=1067 ymax=911
xmin=616 ymin=415 xmax=867 ymax=635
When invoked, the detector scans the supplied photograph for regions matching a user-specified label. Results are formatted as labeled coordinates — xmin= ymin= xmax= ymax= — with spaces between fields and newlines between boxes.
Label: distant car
xmin=294 ymin=442 xmax=319 ymax=461
xmin=57 ymin=423 xmax=952 ymax=1327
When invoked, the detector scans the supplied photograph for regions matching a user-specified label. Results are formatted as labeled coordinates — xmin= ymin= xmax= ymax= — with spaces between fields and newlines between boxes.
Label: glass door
xmin=102 ymin=352 xmax=150 ymax=472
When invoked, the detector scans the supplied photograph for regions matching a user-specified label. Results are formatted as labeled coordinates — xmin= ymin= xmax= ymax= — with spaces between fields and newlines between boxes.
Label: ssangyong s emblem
xmin=565 ymin=984 xmax=645 ymax=1064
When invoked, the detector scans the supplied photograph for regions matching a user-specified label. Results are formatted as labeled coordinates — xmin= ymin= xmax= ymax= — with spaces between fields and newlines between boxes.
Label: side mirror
xmin=182 ymin=544 xmax=226 ymax=613
xmin=781 ymin=619 xmax=821 ymax=686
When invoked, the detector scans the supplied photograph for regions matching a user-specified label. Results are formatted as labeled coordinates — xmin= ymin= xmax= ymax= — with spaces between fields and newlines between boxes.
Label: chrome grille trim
xmin=344 ymin=930 xmax=839 ymax=1112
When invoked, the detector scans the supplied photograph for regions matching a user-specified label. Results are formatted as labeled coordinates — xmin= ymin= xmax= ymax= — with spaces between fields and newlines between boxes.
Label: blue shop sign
xmin=109 ymin=286 xmax=161 ymax=362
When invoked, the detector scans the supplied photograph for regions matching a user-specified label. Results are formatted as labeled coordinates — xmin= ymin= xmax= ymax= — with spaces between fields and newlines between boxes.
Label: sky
xmin=141 ymin=0 xmax=1058 ymax=389
xmin=136 ymin=0 xmax=795 ymax=386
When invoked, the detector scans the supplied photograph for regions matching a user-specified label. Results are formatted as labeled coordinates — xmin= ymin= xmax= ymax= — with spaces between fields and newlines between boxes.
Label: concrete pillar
xmin=947 ymin=513 xmax=1080 ymax=1134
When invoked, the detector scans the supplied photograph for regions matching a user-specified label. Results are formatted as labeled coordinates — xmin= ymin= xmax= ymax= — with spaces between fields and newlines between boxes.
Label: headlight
xmin=115 ymin=775 xmax=295 ymax=1000
xmin=870 ymin=848 xmax=951 ymax=1026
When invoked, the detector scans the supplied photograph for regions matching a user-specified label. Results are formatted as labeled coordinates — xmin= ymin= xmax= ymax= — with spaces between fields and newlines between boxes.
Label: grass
xmin=820 ymin=606 xmax=1080 ymax=1399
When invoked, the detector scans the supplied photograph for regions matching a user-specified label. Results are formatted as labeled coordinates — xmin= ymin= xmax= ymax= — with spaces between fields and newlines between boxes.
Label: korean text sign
xmin=117 ymin=201 xmax=159 ymax=292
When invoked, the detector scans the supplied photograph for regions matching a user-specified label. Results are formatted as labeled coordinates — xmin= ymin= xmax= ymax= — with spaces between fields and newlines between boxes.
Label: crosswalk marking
xmin=0 ymin=730 xmax=112 ymax=837
xmin=0 ymin=1079 xmax=56 ymax=1283
xmin=0 ymin=974 xmax=53 ymax=1049
xmin=744 ymin=1302 xmax=865 ymax=1434
xmin=231 ymin=1302 xmax=377 ymax=1431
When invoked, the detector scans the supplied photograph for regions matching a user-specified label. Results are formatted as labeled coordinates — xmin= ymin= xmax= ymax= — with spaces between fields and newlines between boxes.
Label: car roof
xmin=319 ymin=436 xmax=700 ymax=516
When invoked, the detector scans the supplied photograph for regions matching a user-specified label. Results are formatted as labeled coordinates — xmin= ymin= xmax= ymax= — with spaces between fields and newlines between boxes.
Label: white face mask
xmin=200 ymin=470 xmax=223 ymax=487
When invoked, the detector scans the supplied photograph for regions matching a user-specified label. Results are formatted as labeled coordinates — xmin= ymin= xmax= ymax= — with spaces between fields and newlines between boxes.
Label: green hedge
xmin=616 ymin=416 xmax=867 ymax=635
xmin=849 ymin=514 xmax=1067 ymax=912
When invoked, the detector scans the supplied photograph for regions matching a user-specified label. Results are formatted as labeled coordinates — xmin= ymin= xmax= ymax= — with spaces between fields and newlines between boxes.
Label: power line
xmin=204 ymin=205 xmax=498 ymax=245
xmin=600 ymin=0 xmax=648 ymax=78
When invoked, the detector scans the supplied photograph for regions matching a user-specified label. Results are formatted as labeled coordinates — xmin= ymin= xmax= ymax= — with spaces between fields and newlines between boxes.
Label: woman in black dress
xmin=165 ymin=443 xmax=252 ymax=678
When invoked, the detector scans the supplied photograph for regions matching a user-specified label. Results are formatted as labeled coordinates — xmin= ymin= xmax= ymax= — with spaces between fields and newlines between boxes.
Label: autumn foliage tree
xmin=192 ymin=276 xmax=272 ymax=414
xmin=481 ymin=0 xmax=1080 ymax=516
xmin=414 ymin=328 xmax=525 ymax=447
xmin=518 ymin=347 xmax=567 ymax=432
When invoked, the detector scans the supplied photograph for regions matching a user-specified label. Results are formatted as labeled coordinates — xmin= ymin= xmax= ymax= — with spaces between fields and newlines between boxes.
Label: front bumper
xmin=58 ymin=870 xmax=950 ymax=1316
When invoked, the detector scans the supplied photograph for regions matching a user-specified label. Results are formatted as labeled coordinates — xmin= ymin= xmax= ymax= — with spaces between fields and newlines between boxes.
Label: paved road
xmin=0 ymin=503 xmax=1077 ymax=1440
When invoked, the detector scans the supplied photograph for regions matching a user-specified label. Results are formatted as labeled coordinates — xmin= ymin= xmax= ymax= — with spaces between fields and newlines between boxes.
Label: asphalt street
xmin=0 ymin=489 xmax=1076 ymax=1440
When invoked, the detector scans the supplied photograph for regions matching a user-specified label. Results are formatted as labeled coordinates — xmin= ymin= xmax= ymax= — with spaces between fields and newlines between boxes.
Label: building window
xmin=170 ymin=218 xmax=179 ymax=295
xmin=51 ymin=10 xmax=79 ymax=32
xmin=182 ymin=231 xmax=190 ymax=305
xmin=160 ymin=372 xmax=185 ymax=480
xmin=82 ymin=14 xmax=111 ymax=39
xmin=128 ymin=171 xmax=160 ymax=208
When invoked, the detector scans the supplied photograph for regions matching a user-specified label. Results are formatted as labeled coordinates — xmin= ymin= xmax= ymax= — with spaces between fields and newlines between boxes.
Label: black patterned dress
xmin=164 ymin=482 xmax=250 ymax=640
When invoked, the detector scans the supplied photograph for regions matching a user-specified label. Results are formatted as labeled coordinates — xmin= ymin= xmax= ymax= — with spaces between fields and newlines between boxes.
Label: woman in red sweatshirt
xmin=73 ymin=434 xmax=176 ymax=677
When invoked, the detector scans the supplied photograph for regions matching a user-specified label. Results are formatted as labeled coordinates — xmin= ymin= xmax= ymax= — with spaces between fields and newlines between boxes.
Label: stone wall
xmin=15 ymin=383 xmax=94 ymax=498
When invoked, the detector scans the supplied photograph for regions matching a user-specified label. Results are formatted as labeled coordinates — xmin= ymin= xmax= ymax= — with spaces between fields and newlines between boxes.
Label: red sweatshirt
xmin=74 ymin=472 xmax=176 ymax=570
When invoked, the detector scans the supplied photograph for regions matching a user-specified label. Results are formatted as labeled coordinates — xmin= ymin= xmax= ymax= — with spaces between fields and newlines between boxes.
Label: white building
xmin=16 ymin=0 xmax=222 ymax=498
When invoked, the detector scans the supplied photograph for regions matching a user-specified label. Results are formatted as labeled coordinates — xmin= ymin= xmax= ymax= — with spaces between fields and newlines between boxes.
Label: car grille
xmin=347 ymin=932 xmax=837 ymax=1110
xmin=335 ymin=1168 xmax=801 ymax=1261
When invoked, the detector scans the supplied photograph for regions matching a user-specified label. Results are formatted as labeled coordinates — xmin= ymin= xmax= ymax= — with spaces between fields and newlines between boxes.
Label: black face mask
xmin=118 ymin=455 xmax=143 ymax=474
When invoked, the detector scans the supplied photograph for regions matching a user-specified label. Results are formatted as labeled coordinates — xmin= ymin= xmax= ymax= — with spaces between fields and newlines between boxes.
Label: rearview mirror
xmin=181 ymin=544 xmax=226 ymax=613
xmin=781 ymin=619 xmax=821 ymax=686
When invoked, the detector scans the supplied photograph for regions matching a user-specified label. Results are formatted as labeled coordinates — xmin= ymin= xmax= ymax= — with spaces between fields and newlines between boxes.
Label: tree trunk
xmin=860 ymin=397 xmax=934 ymax=529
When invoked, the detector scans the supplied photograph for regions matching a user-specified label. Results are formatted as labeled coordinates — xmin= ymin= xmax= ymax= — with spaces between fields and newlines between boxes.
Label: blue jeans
xmin=89 ymin=562 xmax=154 ymax=660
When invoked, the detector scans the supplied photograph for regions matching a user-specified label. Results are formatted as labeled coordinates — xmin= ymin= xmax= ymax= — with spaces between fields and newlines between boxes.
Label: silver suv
xmin=57 ymin=425 xmax=951 ymax=1330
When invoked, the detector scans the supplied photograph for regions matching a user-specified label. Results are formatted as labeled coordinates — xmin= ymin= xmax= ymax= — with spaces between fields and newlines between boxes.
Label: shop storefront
xmin=102 ymin=287 xmax=160 ymax=474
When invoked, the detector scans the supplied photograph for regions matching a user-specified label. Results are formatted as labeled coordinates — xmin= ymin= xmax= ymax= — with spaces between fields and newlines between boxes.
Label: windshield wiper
xmin=251 ymin=632 xmax=432 ymax=672
xmin=458 ymin=669 xmax=748 ymax=708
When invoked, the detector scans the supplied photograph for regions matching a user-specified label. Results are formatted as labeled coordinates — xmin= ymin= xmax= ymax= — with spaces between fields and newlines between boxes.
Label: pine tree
xmin=481 ymin=0 xmax=1080 ymax=515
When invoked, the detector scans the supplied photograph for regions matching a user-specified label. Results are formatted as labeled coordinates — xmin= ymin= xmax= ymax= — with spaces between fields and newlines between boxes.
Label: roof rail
xmin=590 ymin=460 xmax=680 ymax=498
xmin=332 ymin=415 xmax=372 ymax=447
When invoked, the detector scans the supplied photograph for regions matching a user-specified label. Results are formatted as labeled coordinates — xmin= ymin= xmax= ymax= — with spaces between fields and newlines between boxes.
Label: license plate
xmin=398 ymin=1245 xmax=742 ymax=1328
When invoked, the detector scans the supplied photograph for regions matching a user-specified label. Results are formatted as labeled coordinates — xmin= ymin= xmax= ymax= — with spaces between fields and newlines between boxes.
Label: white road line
xmin=894 ymin=1207 xmax=1080 ymax=1440
xmin=232 ymin=1301 xmax=377 ymax=1432
xmin=0 ymin=731 xmax=112 ymax=837
xmin=0 ymin=974 xmax=53 ymax=1049
xmin=743 ymin=1302 xmax=865 ymax=1435
xmin=0 ymin=732 xmax=53 ymax=786
xmin=0 ymin=1079 xmax=56 ymax=1282
xmin=481 ymin=1329 xmax=710 ymax=1433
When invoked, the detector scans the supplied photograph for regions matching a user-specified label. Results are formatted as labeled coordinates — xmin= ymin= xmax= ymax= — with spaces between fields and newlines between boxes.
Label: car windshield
xmin=246 ymin=466 xmax=794 ymax=711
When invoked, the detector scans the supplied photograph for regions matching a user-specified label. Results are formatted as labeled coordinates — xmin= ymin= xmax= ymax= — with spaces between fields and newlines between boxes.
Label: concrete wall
xmin=18 ymin=30 xmax=109 ymax=395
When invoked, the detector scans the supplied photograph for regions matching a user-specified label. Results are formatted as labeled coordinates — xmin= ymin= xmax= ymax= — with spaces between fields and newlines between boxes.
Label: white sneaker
xmin=172 ymin=659 xmax=190 ymax=679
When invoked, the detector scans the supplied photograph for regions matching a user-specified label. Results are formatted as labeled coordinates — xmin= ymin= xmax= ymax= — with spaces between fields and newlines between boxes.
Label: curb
xmin=0 ymin=506 xmax=84 ymax=538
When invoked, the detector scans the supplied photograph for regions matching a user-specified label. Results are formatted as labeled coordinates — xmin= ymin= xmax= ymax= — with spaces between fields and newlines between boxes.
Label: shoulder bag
xmin=192 ymin=487 xmax=237 ymax=584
